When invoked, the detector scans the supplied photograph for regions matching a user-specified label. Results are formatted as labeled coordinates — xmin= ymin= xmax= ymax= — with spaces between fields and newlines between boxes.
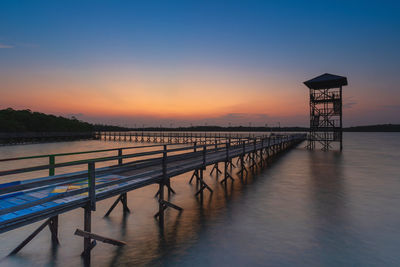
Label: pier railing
xmin=0 ymin=133 xmax=274 ymax=179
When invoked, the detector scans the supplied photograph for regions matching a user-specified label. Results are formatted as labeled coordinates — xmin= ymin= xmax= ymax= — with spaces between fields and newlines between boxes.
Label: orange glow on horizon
xmin=0 ymin=69 xmax=307 ymax=119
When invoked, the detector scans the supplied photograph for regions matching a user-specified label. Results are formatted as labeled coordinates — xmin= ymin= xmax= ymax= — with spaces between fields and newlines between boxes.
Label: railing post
xmin=88 ymin=162 xmax=96 ymax=211
xmin=49 ymin=150 xmax=60 ymax=245
xmin=83 ymin=204 xmax=92 ymax=264
xmin=118 ymin=149 xmax=123 ymax=165
xmin=202 ymin=145 xmax=206 ymax=168
xmin=49 ymin=155 xmax=55 ymax=176
xmin=194 ymin=141 xmax=197 ymax=153
xmin=163 ymin=145 xmax=167 ymax=179
xmin=158 ymin=145 xmax=167 ymax=229
xmin=226 ymin=141 xmax=229 ymax=161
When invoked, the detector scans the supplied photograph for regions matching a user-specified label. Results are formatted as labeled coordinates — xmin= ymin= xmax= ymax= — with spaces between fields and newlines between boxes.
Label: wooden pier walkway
xmin=96 ymin=131 xmax=263 ymax=144
xmin=0 ymin=134 xmax=305 ymax=264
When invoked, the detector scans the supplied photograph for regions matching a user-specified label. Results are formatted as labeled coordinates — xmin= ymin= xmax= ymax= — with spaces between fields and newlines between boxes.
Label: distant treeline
xmin=0 ymin=108 xmax=126 ymax=132
xmin=1 ymin=108 xmax=399 ymax=133
xmin=104 ymin=125 xmax=400 ymax=133
xmin=344 ymin=124 xmax=400 ymax=132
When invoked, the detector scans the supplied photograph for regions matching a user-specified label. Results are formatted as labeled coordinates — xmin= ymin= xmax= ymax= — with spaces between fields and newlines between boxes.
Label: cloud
xmin=380 ymin=104 xmax=400 ymax=110
xmin=343 ymin=101 xmax=357 ymax=109
xmin=342 ymin=95 xmax=357 ymax=109
xmin=18 ymin=43 xmax=39 ymax=48
xmin=0 ymin=42 xmax=38 ymax=49
xmin=0 ymin=43 xmax=14 ymax=48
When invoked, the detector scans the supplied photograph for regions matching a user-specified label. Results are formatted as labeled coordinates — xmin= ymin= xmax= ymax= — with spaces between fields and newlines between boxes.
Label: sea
xmin=0 ymin=132 xmax=399 ymax=266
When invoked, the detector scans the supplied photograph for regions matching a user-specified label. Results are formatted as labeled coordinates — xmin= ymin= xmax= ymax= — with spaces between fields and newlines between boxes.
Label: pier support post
xmin=225 ymin=139 xmax=235 ymax=170
xmin=237 ymin=142 xmax=248 ymax=180
xmin=195 ymin=146 xmax=213 ymax=201
xmin=9 ymin=215 xmax=60 ymax=255
xmin=155 ymin=145 xmax=182 ymax=229
xmin=195 ymin=169 xmax=213 ymax=197
xmin=265 ymin=137 xmax=271 ymax=163
xmin=258 ymin=139 xmax=264 ymax=168
xmin=78 ymin=203 xmax=126 ymax=265
xmin=221 ymin=142 xmax=234 ymax=184
xmin=156 ymin=182 xmax=165 ymax=229
xmin=49 ymin=215 xmax=59 ymax=245
xmin=81 ymin=162 xmax=97 ymax=264
xmin=155 ymin=179 xmax=176 ymax=197
xmin=82 ymin=205 xmax=94 ymax=259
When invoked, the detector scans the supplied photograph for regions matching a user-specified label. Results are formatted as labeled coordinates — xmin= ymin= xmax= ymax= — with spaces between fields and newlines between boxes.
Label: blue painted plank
xmin=0 ymin=213 xmax=18 ymax=222
xmin=0 ymin=200 xmax=14 ymax=209
xmin=17 ymin=194 xmax=39 ymax=202
xmin=14 ymin=209 xmax=36 ymax=216
xmin=0 ymin=181 xmax=20 ymax=189
xmin=40 ymin=201 xmax=59 ymax=208
xmin=6 ymin=197 xmax=26 ymax=205
xmin=0 ymin=192 xmax=23 ymax=200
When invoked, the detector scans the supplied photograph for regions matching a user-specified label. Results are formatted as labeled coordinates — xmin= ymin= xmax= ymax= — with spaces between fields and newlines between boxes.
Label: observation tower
xmin=304 ymin=73 xmax=348 ymax=150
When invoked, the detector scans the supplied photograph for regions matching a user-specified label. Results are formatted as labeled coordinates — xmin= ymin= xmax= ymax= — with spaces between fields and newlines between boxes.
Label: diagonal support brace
xmin=189 ymin=169 xmax=199 ymax=184
xmin=104 ymin=193 xmax=131 ymax=217
xmin=9 ymin=215 xmax=59 ymax=255
xmin=154 ymin=199 xmax=183 ymax=219
xmin=210 ymin=163 xmax=222 ymax=175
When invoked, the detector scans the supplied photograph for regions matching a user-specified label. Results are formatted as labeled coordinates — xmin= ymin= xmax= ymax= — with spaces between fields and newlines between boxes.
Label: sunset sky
xmin=1 ymin=0 xmax=399 ymax=127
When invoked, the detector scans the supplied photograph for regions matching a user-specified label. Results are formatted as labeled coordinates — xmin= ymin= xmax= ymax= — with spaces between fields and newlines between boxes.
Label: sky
xmin=1 ymin=0 xmax=399 ymax=127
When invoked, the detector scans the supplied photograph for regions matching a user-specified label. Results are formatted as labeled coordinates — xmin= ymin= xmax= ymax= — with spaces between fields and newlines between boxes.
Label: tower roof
xmin=304 ymin=73 xmax=348 ymax=89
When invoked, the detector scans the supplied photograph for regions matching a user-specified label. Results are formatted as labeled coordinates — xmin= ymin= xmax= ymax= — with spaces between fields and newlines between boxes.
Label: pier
xmin=95 ymin=131 xmax=265 ymax=144
xmin=0 ymin=133 xmax=305 ymax=264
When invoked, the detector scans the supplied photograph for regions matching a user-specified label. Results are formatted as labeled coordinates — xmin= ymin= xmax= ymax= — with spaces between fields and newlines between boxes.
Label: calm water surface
xmin=0 ymin=133 xmax=399 ymax=266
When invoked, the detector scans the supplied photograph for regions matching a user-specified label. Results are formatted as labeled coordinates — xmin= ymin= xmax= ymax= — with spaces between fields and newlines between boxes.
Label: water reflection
xmin=308 ymin=151 xmax=349 ymax=264
xmin=309 ymin=151 xmax=346 ymax=227
xmin=308 ymin=151 xmax=373 ymax=265
xmin=1 ymin=134 xmax=400 ymax=266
